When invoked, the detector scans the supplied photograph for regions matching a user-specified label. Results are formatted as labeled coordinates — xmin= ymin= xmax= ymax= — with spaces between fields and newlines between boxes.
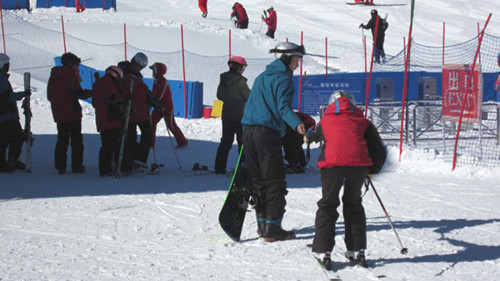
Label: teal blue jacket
xmin=241 ymin=59 xmax=301 ymax=137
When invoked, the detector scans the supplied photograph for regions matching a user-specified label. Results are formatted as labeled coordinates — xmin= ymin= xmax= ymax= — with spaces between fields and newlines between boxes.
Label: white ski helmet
xmin=131 ymin=52 xmax=148 ymax=69
xmin=269 ymin=42 xmax=306 ymax=57
xmin=328 ymin=90 xmax=356 ymax=106
xmin=0 ymin=53 xmax=10 ymax=69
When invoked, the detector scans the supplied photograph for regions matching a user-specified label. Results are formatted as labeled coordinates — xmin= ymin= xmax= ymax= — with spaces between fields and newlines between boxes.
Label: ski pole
xmin=366 ymin=177 xmax=408 ymax=255
xmin=165 ymin=126 xmax=182 ymax=170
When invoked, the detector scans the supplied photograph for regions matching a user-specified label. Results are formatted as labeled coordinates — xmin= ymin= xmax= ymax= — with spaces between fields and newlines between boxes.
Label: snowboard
xmin=22 ymin=72 xmax=32 ymax=173
xmin=218 ymin=146 xmax=252 ymax=241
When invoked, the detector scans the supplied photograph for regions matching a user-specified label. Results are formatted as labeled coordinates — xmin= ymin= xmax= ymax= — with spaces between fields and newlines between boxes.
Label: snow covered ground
xmin=1 ymin=0 xmax=500 ymax=280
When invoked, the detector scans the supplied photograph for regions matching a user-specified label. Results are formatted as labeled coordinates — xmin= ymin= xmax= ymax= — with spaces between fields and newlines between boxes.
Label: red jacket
xmin=119 ymin=73 xmax=153 ymax=122
xmin=231 ymin=4 xmax=248 ymax=23
xmin=495 ymin=74 xmax=500 ymax=94
xmin=47 ymin=66 xmax=90 ymax=124
xmin=92 ymin=75 xmax=125 ymax=132
xmin=263 ymin=10 xmax=277 ymax=30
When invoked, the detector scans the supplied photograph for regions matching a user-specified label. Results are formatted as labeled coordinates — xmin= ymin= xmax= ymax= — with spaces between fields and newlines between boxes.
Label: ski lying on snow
xmin=331 ymin=249 xmax=387 ymax=280
xmin=304 ymin=246 xmax=342 ymax=281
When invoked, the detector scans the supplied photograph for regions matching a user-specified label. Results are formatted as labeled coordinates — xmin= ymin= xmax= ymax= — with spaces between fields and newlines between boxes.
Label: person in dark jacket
xmin=119 ymin=52 xmax=157 ymax=170
xmin=359 ymin=9 xmax=388 ymax=64
xmin=92 ymin=65 xmax=126 ymax=177
xmin=47 ymin=52 xmax=91 ymax=174
xmin=241 ymin=42 xmax=306 ymax=242
xmin=0 ymin=53 xmax=31 ymax=172
xmin=281 ymin=111 xmax=316 ymax=174
xmin=231 ymin=2 xmax=249 ymax=29
xmin=262 ymin=6 xmax=277 ymax=39
xmin=150 ymin=62 xmax=187 ymax=149
xmin=305 ymin=90 xmax=386 ymax=269
xmin=214 ymin=56 xmax=250 ymax=174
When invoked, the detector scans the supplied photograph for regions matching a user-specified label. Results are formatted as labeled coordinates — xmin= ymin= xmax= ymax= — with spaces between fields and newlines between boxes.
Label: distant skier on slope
xmin=359 ymin=9 xmax=389 ymax=63
xmin=304 ymin=90 xmax=386 ymax=269
xmin=0 ymin=54 xmax=31 ymax=173
xmin=75 ymin=0 xmax=85 ymax=13
xmin=199 ymin=0 xmax=208 ymax=18
xmin=262 ymin=6 xmax=277 ymax=39
xmin=231 ymin=2 xmax=249 ymax=29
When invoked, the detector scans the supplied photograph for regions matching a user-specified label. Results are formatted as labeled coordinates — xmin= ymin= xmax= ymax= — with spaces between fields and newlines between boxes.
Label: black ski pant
xmin=243 ymin=125 xmax=288 ymax=225
xmin=281 ymin=130 xmax=306 ymax=166
xmin=266 ymin=29 xmax=276 ymax=39
xmin=214 ymin=120 xmax=243 ymax=173
xmin=237 ymin=19 xmax=248 ymax=29
xmin=129 ymin=120 xmax=152 ymax=164
xmin=312 ymin=166 xmax=369 ymax=254
xmin=99 ymin=128 xmax=121 ymax=176
xmin=55 ymin=120 xmax=83 ymax=171
xmin=0 ymin=119 xmax=24 ymax=168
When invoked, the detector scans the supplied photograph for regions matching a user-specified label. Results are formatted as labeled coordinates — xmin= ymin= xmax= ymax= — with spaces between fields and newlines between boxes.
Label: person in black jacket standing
xmin=214 ymin=56 xmax=250 ymax=174
xmin=359 ymin=9 xmax=389 ymax=64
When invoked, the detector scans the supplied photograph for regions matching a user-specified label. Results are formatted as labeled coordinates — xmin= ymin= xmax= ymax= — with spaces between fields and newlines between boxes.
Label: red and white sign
xmin=442 ymin=64 xmax=483 ymax=123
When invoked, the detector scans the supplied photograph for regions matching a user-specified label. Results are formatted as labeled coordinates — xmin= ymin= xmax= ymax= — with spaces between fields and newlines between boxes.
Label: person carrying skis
xmin=198 ymin=0 xmax=208 ymax=18
xmin=47 ymin=52 xmax=91 ymax=174
xmin=0 ymin=54 xmax=31 ymax=173
xmin=119 ymin=52 xmax=157 ymax=170
xmin=262 ymin=6 xmax=277 ymax=39
xmin=241 ymin=42 xmax=306 ymax=242
xmin=150 ymin=62 xmax=188 ymax=150
xmin=281 ymin=111 xmax=316 ymax=174
xmin=304 ymin=90 xmax=386 ymax=269
xmin=359 ymin=9 xmax=388 ymax=64
xmin=214 ymin=56 xmax=250 ymax=175
xmin=92 ymin=65 xmax=129 ymax=177
xmin=231 ymin=2 xmax=249 ymax=29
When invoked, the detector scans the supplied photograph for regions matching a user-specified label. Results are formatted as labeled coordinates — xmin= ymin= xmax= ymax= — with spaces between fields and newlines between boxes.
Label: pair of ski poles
xmin=365 ymin=177 xmax=409 ymax=255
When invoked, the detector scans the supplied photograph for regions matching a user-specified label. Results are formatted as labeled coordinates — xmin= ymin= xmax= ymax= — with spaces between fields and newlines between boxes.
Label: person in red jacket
xmin=231 ymin=2 xmax=249 ymax=29
xmin=199 ymin=0 xmax=208 ymax=18
xmin=92 ymin=66 xmax=129 ymax=177
xmin=119 ymin=52 xmax=157 ymax=169
xmin=496 ymin=53 xmax=500 ymax=101
xmin=75 ymin=0 xmax=85 ymax=12
xmin=47 ymin=52 xmax=91 ymax=174
xmin=304 ymin=90 xmax=386 ymax=269
xmin=262 ymin=6 xmax=277 ymax=39
xmin=150 ymin=62 xmax=188 ymax=149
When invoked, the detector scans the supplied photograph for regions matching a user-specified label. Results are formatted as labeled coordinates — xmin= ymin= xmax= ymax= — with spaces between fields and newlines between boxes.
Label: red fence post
xmin=325 ymin=37 xmax=328 ymax=78
xmin=442 ymin=22 xmax=445 ymax=66
xmin=123 ymin=23 xmax=127 ymax=60
xmin=61 ymin=15 xmax=67 ymax=53
xmin=298 ymin=31 xmax=303 ymax=112
xmin=181 ymin=24 xmax=188 ymax=118
xmin=364 ymin=17 xmax=379 ymax=116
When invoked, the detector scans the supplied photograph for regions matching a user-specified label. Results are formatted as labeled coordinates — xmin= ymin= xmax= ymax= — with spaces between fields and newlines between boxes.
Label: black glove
xmin=359 ymin=23 xmax=364 ymax=28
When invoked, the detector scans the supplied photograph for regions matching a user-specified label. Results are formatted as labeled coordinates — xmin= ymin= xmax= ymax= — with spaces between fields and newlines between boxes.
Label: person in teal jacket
xmin=241 ymin=42 xmax=306 ymax=242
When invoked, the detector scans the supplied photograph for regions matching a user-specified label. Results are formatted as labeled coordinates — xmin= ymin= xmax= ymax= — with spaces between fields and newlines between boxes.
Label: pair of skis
xmin=22 ymin=72 xmax=32 ymax=173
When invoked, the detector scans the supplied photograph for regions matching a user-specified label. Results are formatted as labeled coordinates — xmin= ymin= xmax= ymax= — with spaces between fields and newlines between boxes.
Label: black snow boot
xmin=353 ymin=250 xmax=369 ymax=268
xmin=263 ymin=221 xmax=296 ymax=242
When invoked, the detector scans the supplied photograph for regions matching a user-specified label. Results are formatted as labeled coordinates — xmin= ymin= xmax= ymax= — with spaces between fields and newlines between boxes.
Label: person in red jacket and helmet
xmin=495 ymin=53 xmax=500 ymax=101
xmin=231 ymin=2 xmax=249 ymax=29
xmin=75 ymin=0 xmax=85 ymax=12
xmin=92 ymin=65 xmax=129 ymax=177
xmin=150 ymin=62 xmax=188 ymax=150
xmin=119 ymin=52 xmax=158 ymax=170
xmin=214 ymin=56 xmax=250 ymax=174
xmin=47 ymin=52 xmax=92 ymax=174
xmin=304 ymin=90 xmax=386 ymax=269
xmin=262 ymin=6 xmax=277 ymax=39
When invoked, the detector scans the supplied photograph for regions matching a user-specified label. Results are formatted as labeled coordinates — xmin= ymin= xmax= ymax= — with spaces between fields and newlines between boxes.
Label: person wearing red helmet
xmin=92 ymin=65 xmax=128 ymax=177
xmin=214 ymin=56 xmax=250 ymax=174
xmin=150 ymin=62 xmax=188 ymax=150
xmin=231 ymin=2 xmax=249 ymax=29
xmin=75 ymin=0 xmax=85 ymax=12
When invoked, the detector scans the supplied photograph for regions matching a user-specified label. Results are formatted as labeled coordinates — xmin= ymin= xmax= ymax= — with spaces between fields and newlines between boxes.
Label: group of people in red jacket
xmin=47 ymin=52 xmax=187 ymax=177
xmin=199 ymin=2 xmax=277 ymax=39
